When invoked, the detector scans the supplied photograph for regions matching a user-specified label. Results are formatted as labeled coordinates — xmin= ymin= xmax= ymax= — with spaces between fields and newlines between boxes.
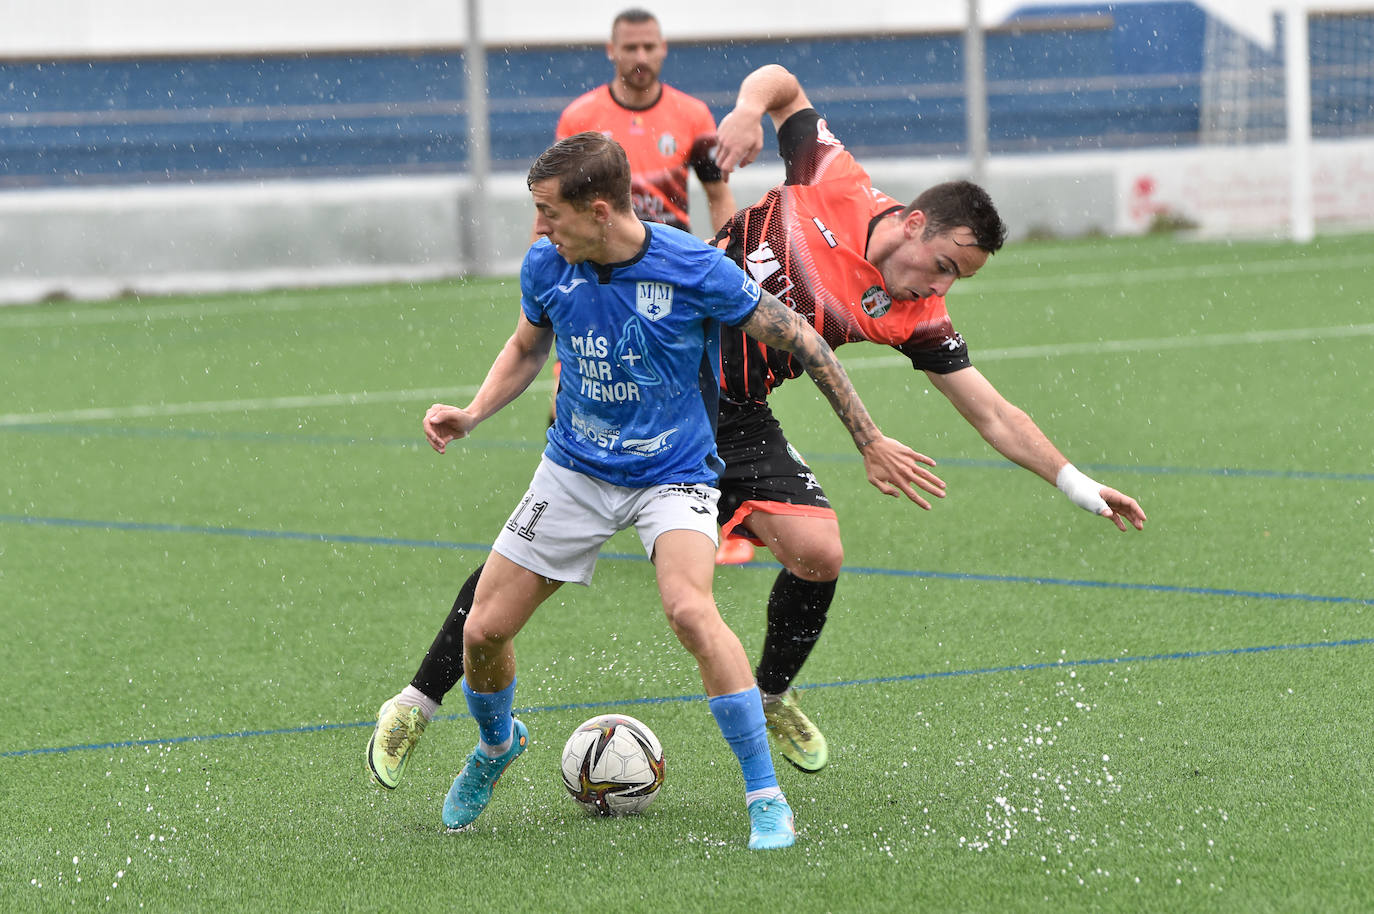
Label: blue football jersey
xmin=521 ymin=223 xmax=761 ymax=487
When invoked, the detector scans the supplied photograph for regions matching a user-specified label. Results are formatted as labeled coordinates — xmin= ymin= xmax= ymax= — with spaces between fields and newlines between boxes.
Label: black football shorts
xmin=715 ymin=399 xmax=836 ymax=541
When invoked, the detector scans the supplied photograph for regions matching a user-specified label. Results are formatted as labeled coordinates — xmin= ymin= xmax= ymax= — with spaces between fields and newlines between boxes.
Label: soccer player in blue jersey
xmin=421 ymin=132 xmax=944 ymax=849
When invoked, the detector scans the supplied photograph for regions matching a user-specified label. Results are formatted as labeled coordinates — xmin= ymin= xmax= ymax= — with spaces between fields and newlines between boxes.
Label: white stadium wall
xmin=1 ymin=0 xmax=1041 ymax=54
xmin=16 ymin=0 xmax=1373 ymax=52
xmin=5 ymin=138 xmax=1373 ymax=305
xmin=4 ymin=1 xmax=1373 ymax=304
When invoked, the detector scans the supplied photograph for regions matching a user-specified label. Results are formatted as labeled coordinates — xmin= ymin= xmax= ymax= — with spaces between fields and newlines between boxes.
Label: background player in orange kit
xmin=557 ymin=7 xmax=736 ymax=235
xmin=545 ymin=8 xmax=738 ymax=431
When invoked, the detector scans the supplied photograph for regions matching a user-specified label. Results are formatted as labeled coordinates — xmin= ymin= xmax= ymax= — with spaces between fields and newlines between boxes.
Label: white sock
xmin=746 ymin=786 xmax=783 ymax=806
xmin=397 ymin=685 xmax=438 ymax=720
xmin=480 ymin=736 xmax=513 ymax=758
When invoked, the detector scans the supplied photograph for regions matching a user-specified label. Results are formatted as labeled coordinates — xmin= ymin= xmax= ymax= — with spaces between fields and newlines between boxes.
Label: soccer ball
xmin=560 ymin=714 xmax=665 ymax=816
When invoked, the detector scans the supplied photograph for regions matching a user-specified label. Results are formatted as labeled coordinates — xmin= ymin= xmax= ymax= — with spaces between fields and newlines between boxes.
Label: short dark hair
xmin=611 ymin=8 xmax=658 ymax=38
xmin=905 ymin=180 xmax=1008 ymax=254
xmin=526 ymin=131 xmax=634 ymax=213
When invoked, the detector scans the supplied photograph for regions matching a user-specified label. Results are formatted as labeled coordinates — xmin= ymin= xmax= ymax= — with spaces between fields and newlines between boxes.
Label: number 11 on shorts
xmin=505 ymin=493 xmax=550 ymax=541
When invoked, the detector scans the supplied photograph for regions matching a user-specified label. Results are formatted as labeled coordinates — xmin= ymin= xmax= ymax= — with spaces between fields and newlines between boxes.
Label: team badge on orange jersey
xmin=860 ymin=285 xmax=892 ymax=318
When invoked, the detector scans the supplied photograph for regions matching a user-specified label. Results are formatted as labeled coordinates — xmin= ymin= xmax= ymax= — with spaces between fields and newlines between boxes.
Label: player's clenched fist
xmin=423 ymin=403 xmax=478 ymax=454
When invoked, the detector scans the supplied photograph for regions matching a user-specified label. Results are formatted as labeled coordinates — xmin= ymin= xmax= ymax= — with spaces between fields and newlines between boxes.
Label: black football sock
xmin=409 ymin=562 xmax=483 ymax=703
xmin=754 ymin=570 xmax=836 ymax=696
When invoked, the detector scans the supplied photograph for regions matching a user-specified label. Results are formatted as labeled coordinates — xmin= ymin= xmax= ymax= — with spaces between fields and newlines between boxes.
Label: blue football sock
xmin=462 ymin=678 xmax=516 ymax=751
xmin=708 ymin=686 xmax=778 ymax=793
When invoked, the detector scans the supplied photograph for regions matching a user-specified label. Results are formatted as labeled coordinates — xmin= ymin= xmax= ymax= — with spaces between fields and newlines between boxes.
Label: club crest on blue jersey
xmin=636 ymin=282 xmax=674 ymax=321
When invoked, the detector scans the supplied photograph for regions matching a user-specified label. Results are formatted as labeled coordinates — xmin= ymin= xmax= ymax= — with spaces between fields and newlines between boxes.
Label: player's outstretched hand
xmin=1099 ymin=486 xmax=1147 ymax=532
xmin=860 ymin=437 xmax=946 ymax=509
xmin=713 ymin=107 xmax=766 ymax=174
xmin=423 ymin=403 xmax=478 ymax=454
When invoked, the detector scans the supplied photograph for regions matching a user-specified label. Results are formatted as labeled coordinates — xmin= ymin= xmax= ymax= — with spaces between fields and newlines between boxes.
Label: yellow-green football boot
xmin=367 ymin=698 xmax=429 ymax=789
xmin=763 ymin=689 xmax=828 ymax=772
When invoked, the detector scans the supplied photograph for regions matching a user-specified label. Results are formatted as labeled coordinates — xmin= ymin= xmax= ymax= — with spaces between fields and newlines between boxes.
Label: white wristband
xmin=1056 ymin=463 xmax=1109 ymax=515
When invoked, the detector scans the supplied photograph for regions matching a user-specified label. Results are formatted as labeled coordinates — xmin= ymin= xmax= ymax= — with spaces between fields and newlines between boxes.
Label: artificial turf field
xmin=2 ymin=231 xmax=1371 ymax=912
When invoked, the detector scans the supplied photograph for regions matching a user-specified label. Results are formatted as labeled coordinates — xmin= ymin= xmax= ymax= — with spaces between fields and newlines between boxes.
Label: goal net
xmin=1196 ymin=7 xmax=1373 ymax=238
xmin=1201 ymin=8 xmax=1374 ymax=145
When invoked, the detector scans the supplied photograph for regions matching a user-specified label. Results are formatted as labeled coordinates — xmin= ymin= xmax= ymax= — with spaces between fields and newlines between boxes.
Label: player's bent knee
xmin=660 ymin=600 xmax=721 ymax=646
xmin=463 ymin=620 xmax=512 ymax=655
xmin=783 ymin=543 xmax=844 ymax=581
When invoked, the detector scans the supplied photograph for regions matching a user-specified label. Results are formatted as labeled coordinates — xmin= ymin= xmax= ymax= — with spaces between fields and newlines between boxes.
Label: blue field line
xmin=925 ymin=457 xmax=1374 ymax=485
xmin=0 ymin=513 xmax=489 ymax=552
xmin=840 ymin=561 xmax=1374 ymax=607
xmin=6 ymin=513 xmax=1373 ymax=609
xmin=4 ymin=637 xmax=1370 ymax=760
xmin=4 ymin=422 xmax=1372 ymax=484
xmin=0 ymin=423 xmax=525 ymax=452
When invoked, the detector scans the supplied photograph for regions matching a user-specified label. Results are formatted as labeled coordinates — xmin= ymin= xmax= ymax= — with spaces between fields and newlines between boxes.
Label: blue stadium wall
xmin=1 ymin=1 xmax=1368 ymax=189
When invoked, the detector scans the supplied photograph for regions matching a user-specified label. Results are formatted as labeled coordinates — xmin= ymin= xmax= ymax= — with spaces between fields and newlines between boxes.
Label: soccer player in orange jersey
xmin=695 ymin=64 xmax=1146 ymax=770
xmin=557 ymin=8 xmax=735 ymax=235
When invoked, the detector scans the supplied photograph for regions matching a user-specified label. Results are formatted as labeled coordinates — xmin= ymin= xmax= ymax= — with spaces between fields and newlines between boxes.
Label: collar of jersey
xmin=606 ymin=82 xmax=664 ymax=112
xmin=865 ymin=204 xmax=904 ymax=258
xmin=588 ymin=222 xmax=654 ymax=284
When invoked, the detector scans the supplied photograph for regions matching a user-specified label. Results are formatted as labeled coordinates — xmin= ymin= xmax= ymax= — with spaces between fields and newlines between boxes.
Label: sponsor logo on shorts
xmin=658 ymin=483 xmax=713 ymax=511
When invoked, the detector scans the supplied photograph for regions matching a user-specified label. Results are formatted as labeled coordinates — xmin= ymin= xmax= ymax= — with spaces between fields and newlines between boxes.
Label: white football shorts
xmin=491 ymin=455 xmax=720 ymax=586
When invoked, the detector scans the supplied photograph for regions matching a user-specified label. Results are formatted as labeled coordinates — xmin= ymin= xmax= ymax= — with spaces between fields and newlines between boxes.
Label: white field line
xmin=0 ymin=291 xmax=402 ymax=329
xmin=4 ymin=323 xmax=1371 ymax=426
xmin=1 ymin=384 xmax=486 ymax=426
xmin=1 ymin=251 xmax=1366 ymax=329
xmin=840 ymin=322 xmax=1374 ymax=371
xmin=966 ymin=250 xmax=1371 ymax=295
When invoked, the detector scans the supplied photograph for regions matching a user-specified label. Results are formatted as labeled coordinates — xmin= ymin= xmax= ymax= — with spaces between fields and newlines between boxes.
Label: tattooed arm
xmin=736 ymin=291 xmax=947 ymax=507
xmin=738 ymin=291 xmax=878 ymax=446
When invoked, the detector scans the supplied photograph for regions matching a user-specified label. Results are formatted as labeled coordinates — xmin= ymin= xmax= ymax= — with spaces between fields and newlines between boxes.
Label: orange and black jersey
xmin=712 ymin=109 xmax=970 ymax=404
xmin=557 ymin=84 xmax=724 ymax=233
